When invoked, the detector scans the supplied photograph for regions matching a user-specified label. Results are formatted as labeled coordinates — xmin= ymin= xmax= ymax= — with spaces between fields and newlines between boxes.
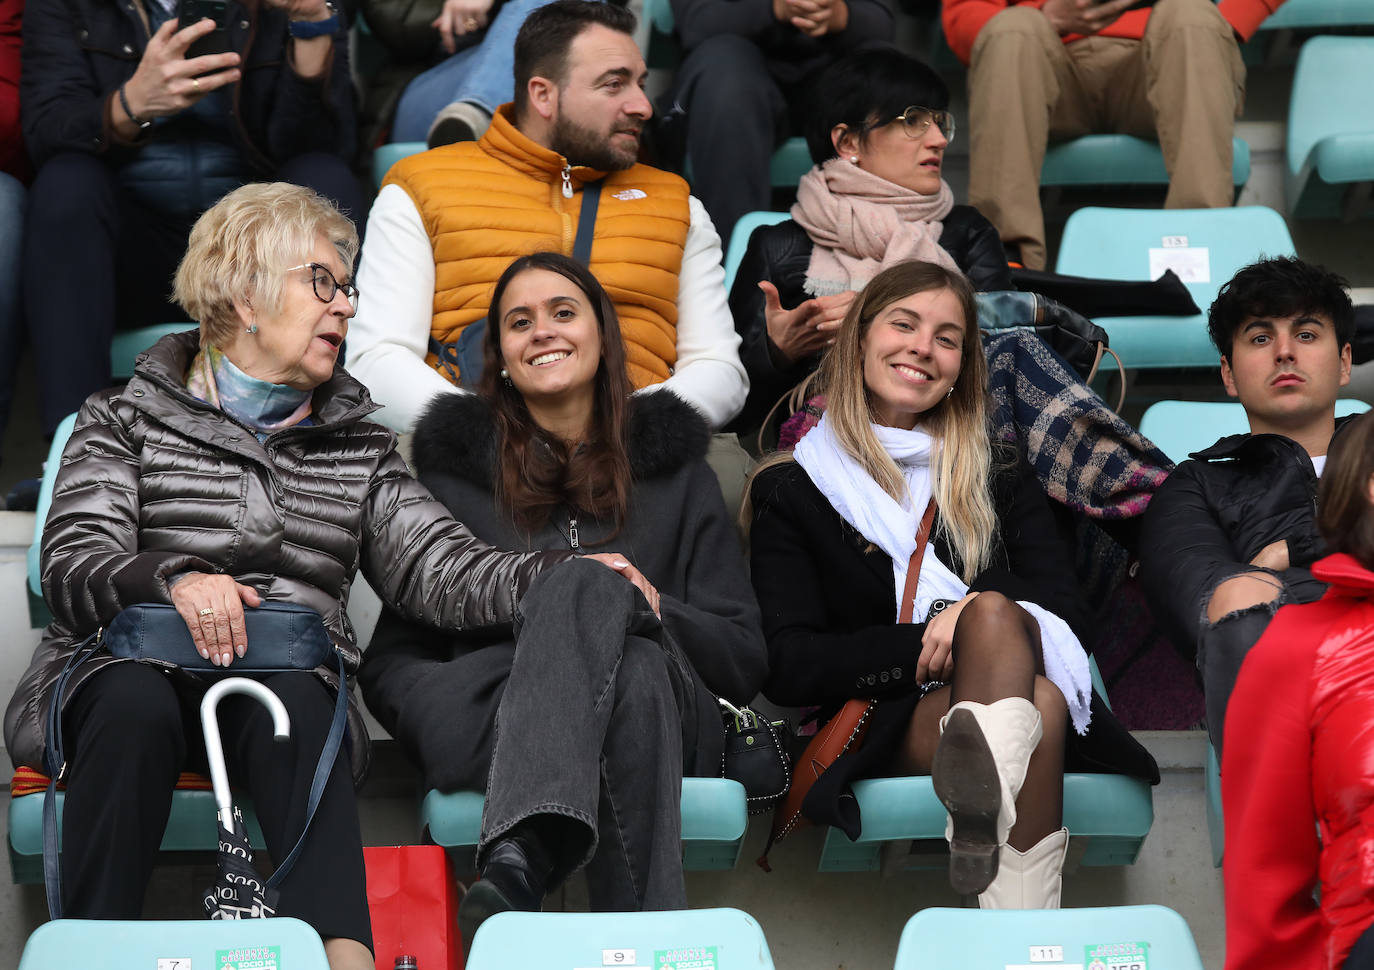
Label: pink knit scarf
xmin=791 ymin=158 xmax=961 ymax=296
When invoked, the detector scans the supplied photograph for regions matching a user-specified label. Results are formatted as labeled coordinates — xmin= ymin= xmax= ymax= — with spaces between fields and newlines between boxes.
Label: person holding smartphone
xmin=13 ymin=0 xmax=363 ymax=478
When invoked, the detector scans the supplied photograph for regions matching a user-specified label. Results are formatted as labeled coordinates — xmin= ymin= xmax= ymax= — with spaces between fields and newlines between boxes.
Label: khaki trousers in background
xmin=967 ymin=0 xmax=1246 ymax=270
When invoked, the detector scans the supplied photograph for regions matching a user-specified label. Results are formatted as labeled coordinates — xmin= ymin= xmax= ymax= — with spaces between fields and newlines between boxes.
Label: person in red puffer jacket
xmin=1224 ymin=409 xmax=1374 ymax=970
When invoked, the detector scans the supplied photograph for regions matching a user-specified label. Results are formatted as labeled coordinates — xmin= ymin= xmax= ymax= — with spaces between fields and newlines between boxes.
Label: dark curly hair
xmin=1207 ymin=256 xmax=1354 ymax=360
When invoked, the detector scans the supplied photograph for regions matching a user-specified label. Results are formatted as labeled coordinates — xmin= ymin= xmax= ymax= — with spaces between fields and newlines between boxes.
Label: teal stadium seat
xmin=1138 ymin=399 xmax=1369 ymax=463
xmin=1137 ymin=398 xmax=1369 ymax=867
xmin=1042 ymin=134 xmax=1250 ymax=191
xmin=1054 ymin=205 xmax=1296 ymax=369
xmin=465 ymin=908 xmax=776 ymax=970
xmin=892 ymin=905 xmax=1204 ymax=970
xmin=373 ymin=141 xmax=426 ymax=190
xmin=18 ymin=918 xmax=329 ymax=970
xmin=724 ymin=211 xmax=790 ymax=293
xmin=1285 ymin=36 xmax=1374 ymax=219
xmin=422 ymin=778 xmax=750 ymax=870
xmin=1259 ymin=0 xmax=1374 ymax=29
xmin=817 ymin=657 xmax=1155 ymax=872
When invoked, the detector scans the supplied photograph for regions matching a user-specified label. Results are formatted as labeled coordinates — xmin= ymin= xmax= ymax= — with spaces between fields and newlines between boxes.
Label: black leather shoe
xmin=459 ymin=830 xmax=554 ymax=944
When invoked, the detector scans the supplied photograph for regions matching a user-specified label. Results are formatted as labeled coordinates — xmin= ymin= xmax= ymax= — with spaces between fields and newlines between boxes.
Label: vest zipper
xmin=561 ymin=165 xmax=573 ymax=199
xmin=568 ymin=515 xmax=580 ymax=551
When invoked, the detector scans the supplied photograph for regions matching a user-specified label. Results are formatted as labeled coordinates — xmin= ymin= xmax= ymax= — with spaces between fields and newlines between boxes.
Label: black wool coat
xmin=360 ymin=390 xmax=769 ymax=792
xmin=748 ymin=456 xmax=1158 ymax=836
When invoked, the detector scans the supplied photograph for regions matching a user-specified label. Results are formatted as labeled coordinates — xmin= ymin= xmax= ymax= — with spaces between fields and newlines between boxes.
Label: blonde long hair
xmin=748 ymin=261 xmax=997 ymax=580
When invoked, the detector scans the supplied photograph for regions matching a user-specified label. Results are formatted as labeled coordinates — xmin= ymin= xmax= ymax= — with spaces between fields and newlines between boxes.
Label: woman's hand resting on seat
xmin=583 ymin=553 xmax=661 ymax=618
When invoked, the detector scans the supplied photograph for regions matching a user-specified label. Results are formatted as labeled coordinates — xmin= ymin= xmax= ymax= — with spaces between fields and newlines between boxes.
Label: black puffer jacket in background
xmin=1139 ymin=419 xmax=1357 ymax=658
xmin=727 ymin=210 xmax=1012 ymax=433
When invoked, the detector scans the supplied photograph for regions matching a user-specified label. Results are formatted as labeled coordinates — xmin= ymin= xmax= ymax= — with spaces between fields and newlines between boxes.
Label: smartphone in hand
xmin=178 ymin=0 xmax=232 ymax=59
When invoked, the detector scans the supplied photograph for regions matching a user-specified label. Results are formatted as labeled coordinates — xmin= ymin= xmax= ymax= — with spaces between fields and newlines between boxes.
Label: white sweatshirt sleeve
xmin=644 ymin=195 xmax=748 ymax=429
xmin=346 ymin=184 xmax=466 ymax=434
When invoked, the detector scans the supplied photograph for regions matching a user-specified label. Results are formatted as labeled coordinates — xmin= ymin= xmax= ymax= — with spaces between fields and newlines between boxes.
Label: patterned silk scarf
xmin=185 ymin=345 xmax=314 ymax=441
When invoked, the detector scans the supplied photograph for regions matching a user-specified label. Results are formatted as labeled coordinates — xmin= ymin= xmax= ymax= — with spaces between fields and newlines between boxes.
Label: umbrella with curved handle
xmin=201 ymin=678 xmax=291 ymax=827
xmin=200 ymin=678 xmax=290 ymax=920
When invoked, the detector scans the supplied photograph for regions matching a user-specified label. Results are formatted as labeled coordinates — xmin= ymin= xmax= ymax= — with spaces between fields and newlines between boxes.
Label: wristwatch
xmin=287 ymin=0 xmax=339 ymax=38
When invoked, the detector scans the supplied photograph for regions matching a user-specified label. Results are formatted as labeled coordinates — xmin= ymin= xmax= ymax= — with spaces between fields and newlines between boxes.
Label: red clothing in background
xmin=0 ymin=0 xmax=24 ymax=178
xmin=1223 ymin=552 xmax=1374 ymax=970
xmin=941 ymin=0 xmax=1285 ymax=65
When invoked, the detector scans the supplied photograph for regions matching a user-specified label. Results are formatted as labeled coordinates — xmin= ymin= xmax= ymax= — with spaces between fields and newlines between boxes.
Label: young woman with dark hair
xmin=360 ymin=252 xmax=767 ymax=939
xmin=1223 ymin=410 xmax=1374 ymax=970
xmin=729 ymin=47 xmax=1011 ymax=434
xmin=746 ymin=260 xmax=1155 ymax=908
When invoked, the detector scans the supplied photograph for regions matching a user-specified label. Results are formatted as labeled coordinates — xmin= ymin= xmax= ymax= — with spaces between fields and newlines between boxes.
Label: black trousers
xmin=19 ymin=150 xmax=364 ymax=439
xmin=674 ymin=34 xmax=799 ymax=248
xmin=60 ymin=662 xmax=371 ymax=949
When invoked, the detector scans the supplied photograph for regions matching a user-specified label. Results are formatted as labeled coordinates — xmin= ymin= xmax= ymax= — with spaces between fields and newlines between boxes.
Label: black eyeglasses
xmin=888 ymin=106 xmax=956 ymax=144
xmin=287 ymin=262 xmax=359 ymax=312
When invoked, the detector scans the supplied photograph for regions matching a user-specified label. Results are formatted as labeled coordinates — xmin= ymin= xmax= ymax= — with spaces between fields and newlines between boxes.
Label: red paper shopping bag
xmin=365 ymin=845 xmax=464 ymax=970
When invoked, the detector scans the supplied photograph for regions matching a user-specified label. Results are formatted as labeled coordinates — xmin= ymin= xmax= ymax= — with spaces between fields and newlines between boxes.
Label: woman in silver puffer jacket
xmin=3 ymin=183 xmax=652 ymax=968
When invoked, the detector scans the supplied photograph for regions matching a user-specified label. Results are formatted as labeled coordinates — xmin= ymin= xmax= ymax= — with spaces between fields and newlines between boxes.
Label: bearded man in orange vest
xmin=348 ymin=0 xmax=747 ymax=435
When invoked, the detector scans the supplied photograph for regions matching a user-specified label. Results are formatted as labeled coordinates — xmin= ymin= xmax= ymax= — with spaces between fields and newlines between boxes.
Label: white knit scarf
xmin=793 ymin=416 xmax=1092 ymax=733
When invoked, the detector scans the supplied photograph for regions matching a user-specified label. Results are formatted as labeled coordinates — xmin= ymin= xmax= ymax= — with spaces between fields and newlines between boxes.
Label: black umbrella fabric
xmin=199 ymin=678 xmax=291 ymax=921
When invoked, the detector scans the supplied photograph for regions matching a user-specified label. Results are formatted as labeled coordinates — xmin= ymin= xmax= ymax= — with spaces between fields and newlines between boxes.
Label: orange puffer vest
xmin=383 ymin=106 xmax=692 ymax=389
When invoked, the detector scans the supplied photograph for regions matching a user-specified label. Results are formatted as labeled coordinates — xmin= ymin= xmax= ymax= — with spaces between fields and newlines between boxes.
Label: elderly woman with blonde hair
xmin=4 ymin=182 xmax=650 ymax=966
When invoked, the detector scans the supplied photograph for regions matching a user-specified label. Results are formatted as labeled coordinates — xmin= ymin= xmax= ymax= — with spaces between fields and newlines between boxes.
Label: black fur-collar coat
xmin=359 ymin=390 xmax=768 ymax=791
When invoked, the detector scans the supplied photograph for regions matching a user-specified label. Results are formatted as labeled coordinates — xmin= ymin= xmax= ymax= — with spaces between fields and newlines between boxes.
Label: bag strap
xmin=43 ymin=629 xmax=106 ymax=919
xmin=573 ymin=180 xmax=603 ymax=267
xmin=897 ymin=499 xmax=938 ymax=625
xmin=265 ymin=650 xmax=349 ymax=890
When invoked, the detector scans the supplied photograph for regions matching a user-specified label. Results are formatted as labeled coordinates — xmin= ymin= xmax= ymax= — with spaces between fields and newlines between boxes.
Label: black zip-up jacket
xmin=1139 ymin=419 xmax=1355 ymax=655
xmin=22 ymin=0 xmax=355 ymax=171
xmin=727 ymin=211 xmax=1012 ymax=433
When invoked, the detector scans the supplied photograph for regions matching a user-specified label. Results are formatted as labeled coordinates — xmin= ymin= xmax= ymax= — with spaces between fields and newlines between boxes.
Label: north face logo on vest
xmin=612 ymin=189 xmax=647 ymax=201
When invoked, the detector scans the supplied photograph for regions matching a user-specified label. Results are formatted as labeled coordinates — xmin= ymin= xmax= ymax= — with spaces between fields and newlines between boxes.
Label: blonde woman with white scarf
xmin=745 ymin=261 xmax=1157 ymax=908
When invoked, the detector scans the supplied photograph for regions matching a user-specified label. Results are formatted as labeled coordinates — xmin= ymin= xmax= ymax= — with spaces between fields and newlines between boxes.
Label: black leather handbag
xmin=718 ymin=698 xmax=790 ymax=815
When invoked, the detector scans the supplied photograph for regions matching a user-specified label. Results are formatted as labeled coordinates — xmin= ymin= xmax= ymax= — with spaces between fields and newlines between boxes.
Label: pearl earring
xmin=849 ymin=155 xmax=859 ymax=165
xmin=500 ymin=367 xmax=512 ymax=387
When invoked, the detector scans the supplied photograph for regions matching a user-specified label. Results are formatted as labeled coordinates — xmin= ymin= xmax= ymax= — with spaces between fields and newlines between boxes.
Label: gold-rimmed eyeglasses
xmin=287 ymin=262 xmax=359 ymax=312
xmin=888 ymin=106 xmax=956 ymax=144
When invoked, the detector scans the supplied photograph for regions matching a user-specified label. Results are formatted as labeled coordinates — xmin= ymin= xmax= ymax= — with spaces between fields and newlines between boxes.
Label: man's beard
xmin=551 ymin=114 xmax=641 ymax=171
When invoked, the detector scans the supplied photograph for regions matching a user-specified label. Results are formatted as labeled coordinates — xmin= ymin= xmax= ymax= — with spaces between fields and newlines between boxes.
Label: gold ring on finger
xmin=199 ymin=607 xmax=215 ymax=617
xmin=464 ymin=17 xmax=478 ymax=27
xmin=192 ymin=76 xmax=201 ymax=91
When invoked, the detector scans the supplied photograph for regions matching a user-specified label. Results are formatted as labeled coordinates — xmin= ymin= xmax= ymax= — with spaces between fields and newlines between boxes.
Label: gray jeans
xmin=478 ymin=558 xmax=701 ymax=911
xmin=1198 ymin=596 xmax=1283 ymax=758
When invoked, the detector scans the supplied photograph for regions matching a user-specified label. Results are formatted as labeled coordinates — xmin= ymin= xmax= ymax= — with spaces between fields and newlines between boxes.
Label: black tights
xmin=898 ymin=591 xmax=1067 ymax=850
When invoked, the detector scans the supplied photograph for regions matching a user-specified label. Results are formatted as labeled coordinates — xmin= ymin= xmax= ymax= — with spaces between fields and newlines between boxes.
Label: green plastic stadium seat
xmin=1260 ymin=0 xmax=1374 ymax=29
xmin=465 ymin=908 xmax=776 ymax=970
xmin=724 ymin=211 xmax=790 ymax=294
xmin=1286 ymin=37 xmax=1374 ymax=218
xmin=893 ymin=905 xmax=1204 ymax=969
xmin=9 ymin=787 xmax=267 ymax=885
xmin=1042 ymin=134 xmax=1250 ymax=190
xmin=18 ymin=918 xmax=328 ymax=970
xmin=817 ymin=658 xmax=1154 ymax=872
xmin=1139 ymin=399 xmax=1369 ymax=462
xmin=422 ymin=777 xmax=749 ymax=870
xmin=373 ymin=142 xmax=427 ymax=190
xmin=1054 ymin=206 xmax=1295 ymax=369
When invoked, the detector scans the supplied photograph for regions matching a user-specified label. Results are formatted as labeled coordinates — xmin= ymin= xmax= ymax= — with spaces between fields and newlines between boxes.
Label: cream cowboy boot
xmin=932 ymin=698 xmax=1043 ymax=894
xmin=978 ymin=827 xmax=1069 ymax=909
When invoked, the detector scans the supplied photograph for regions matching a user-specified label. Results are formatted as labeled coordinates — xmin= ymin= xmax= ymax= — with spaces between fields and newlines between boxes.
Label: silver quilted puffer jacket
xmin=5 ymin=331 xmax=566 ymax=779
